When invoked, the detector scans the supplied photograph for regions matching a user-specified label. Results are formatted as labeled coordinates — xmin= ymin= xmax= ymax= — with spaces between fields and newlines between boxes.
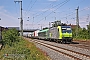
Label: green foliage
xmin=72 ymin=27 xmax=77 ymax=38
xmin=2 ymin=28 xmax=19 ymax=46
xmin=0 ymin=39 xmax=49 ymax=60
xmin=78 ymin=28 xmax=88 ymax=39
xmin=87 ymin=22 xmax=90 ymax=39
xmin=72 ymin=26 xmax=90 ymax=40
xmin=0 ymin=28 xmax=49 ymax=60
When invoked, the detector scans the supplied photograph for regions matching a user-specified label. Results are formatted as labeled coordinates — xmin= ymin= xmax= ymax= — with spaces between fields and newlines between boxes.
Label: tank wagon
xmin=37 ymin=26 xmax=73 ymax=43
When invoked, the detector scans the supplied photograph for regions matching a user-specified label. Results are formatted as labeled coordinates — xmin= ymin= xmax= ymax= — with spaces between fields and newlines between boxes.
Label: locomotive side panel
xmin=49 ymin=27 xmax=59 ymax=39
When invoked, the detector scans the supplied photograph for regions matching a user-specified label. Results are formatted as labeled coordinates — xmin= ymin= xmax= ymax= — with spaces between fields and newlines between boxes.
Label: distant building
xmin=7 ymin=27 xmax=19 ymax=30
xmin=0 ymin=26 xmax=20 ymax=40
xmin=67 ymin=24 xmax=80 ymax=29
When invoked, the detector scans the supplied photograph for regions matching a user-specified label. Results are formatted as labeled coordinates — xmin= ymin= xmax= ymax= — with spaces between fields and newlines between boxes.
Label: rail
xmin=30 ymin=39 xmax=90 ymax=60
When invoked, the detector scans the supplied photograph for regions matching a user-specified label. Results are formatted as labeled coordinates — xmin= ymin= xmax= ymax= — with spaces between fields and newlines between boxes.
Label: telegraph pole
xmin=33 ymin=17 xmax=34 ymax=29
xmin=54 ymin=12 xmax=56 ymax=20
xmin=86 ymin=14 xmax=89 ymax=22
xmin=49 ymin=22 xmax=50 ymax=28
xmin=76 ymin=6 xmax=79 ymax=37
xmin=14 ymin=1 xmax=23 ymax=36
xmin=49 ymin=22 xmax=50 ymax=38
xmin=41 ymin=26 xmax=42 ymax=30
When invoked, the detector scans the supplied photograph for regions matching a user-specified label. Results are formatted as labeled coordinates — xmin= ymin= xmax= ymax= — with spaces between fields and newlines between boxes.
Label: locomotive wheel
xmin=49 ymin=39 xmax=51 ymax=42
xmin=61 ymin=40 xmax=66 ymax=44
xmin=56 ymin=40 xmax=58 ymax=43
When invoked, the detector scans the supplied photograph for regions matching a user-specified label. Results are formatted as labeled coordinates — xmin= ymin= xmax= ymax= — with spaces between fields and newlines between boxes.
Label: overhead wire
xmin=60 ymin=0 xmax=85 ymax=19
xmin=31 ymin=0 xmax=69 ymax=18
xmin=26 ymin=0 xmax=70 ymax=22
xmin=24 ymin=0 xmax=71 ymax=28
xmin=24 ymin=0 xmax=32 ymax=17
xmin=46 ymin=0 xmax=86 ymax=24
xmin=32 ymin=0 xmax=85 ymax=20
xmin=23 ymin=0 xmax=37 ymax=29
xmin=25 ymin=0 xmax=84 ymax=20
xmin=63 ymin=7 xmax=90 ymax=19
xmin=60 ymin=7 xmax=90 ymax=25
xmin=23 ymin=0 xmax=87 ymax=28
xmin=32 ymin=2 xmax=55 ymax=17
xmin=30 ymin=0 xmax=38 ymax=29
xmin=36 ymin=0 xmax=70 ymax=24
xmin=25 ymin=0 xmax=37 ymax=16
xmin=47 ymin=0 xmax=86 ymax=23
xmin=25 ymin=1 xmax=57 ymax=29
xmin=30 ymin=0 xmax=37 ymax=29
xmin=25 ymin=0 xmax=59 ymax=21
xmin=36 ymin=0 xmax=87 ymax=27
xmin=48 ymin=0 xmax=84 ymax=23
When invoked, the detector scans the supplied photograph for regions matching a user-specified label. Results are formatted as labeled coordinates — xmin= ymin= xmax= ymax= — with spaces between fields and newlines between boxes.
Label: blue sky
xmin=0 ymin=0 xmax=90 ymax=29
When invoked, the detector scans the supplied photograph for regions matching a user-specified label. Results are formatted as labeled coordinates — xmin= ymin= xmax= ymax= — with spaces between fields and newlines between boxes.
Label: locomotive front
xmin=58 ymin=26 xmax=73 ymax=43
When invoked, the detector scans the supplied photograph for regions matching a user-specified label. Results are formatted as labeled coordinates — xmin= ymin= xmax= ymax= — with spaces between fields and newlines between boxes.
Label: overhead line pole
xmin=76 ymin=6 xmax=79 ymax=37
xmin=14 ymin=1 xmax=23 ymax=36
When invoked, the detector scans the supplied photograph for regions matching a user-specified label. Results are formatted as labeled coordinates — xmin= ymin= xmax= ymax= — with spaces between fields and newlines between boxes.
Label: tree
xmin=81 ymin=28 xmax=88 ymax=39
xmin=2 ymin=28 xmax=19 ymax=46
xmin=87 ymin=22 xmax=90 ymax=39
xmin=72 ymin=27 xmax=88 ymax=39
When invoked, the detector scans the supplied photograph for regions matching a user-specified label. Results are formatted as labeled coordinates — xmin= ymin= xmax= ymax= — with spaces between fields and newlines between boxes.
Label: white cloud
xmin=38 ymin=8 xmax=56 ymax=12
xmin=48 ymin=0 xmax=59 ymax=2
xmin=14 ymin=0 xmax=22 ymax=1
xmin=0 ymin=6 xmax=19 ymax=27
xmin=0 ymin=6 xmax=4 ymax=10
xmin=0 ymin=6 xmax=7 ymax=13
xmin=83 ymin=7 xmax=90 ymax=11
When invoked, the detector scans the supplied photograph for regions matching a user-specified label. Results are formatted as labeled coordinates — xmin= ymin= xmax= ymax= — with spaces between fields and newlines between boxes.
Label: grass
xmin=0 ymin=38 xmax=50 ymax=60
xmin=73 ymin=38 xmax=90 ymax=41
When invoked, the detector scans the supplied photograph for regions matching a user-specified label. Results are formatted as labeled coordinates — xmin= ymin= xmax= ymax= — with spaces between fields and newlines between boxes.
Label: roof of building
xmin=7 ymin=27 xmax=19 ymax=30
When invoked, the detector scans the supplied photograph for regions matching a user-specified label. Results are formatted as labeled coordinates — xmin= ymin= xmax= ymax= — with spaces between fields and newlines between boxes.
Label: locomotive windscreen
xmin=61 ymin=26 xmax=72 ymax=33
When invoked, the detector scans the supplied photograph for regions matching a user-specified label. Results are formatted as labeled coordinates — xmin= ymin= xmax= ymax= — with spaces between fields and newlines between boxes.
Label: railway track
xmin=68 ymin=43 xmax=90 ymax=50
xmin=68 ymin=41 xmax=90 ymax=50
xmin=30 ymin=39 xmax=90 ymax=60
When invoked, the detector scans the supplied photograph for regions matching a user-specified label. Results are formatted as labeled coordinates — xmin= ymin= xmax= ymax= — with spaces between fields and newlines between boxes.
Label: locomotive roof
xmin=39 ymin=29 xmax=49 ymax=33
xmin=61 ymin=26 xmax=71 ymax=28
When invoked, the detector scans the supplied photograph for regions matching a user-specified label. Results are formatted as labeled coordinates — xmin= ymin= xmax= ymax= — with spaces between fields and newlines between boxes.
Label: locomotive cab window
xmin=61 ymin=26 xmax=72 ymax=33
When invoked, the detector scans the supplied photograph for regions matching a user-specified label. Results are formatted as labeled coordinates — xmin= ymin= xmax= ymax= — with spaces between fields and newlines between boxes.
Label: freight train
xmin=27 ymin=25 xmax=73 ymax=43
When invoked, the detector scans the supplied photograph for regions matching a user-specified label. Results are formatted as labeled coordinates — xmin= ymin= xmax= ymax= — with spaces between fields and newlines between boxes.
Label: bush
xmin=72 ymin=27 xmax=90 ymax=40
xmin=0 ymin=38 xmax=49 ymax=60
xmin=0 ymin=29 xmax=49 ymax=60
xmin=2 ymin=28 xmax=19 ymax=46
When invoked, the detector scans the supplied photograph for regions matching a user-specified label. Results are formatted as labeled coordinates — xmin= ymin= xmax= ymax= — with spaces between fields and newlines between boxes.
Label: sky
xmin=0 ymin=0 xmax=90 ymax=29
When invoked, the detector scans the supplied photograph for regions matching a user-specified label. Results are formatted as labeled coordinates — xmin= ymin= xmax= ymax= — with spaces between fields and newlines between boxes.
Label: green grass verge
xmin=0 ymin=38 xmax=50 ymax=60
xmin=73 ymin=38 xmax=90 ymax=41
